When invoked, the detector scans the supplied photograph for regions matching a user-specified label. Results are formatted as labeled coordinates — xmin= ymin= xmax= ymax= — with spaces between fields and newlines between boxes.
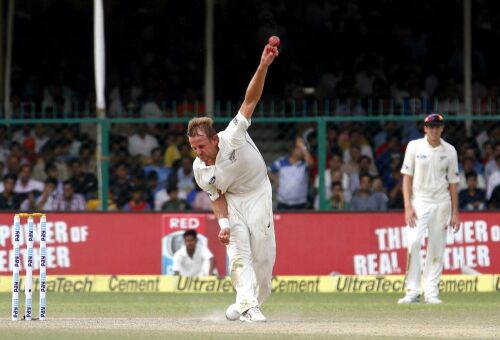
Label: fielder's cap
xmin=424 ymin=113 xmax=444 ymax=126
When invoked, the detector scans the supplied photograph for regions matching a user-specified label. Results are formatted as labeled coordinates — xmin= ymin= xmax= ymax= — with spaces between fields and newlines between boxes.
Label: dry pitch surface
xmin=0 ymin=293 xmax=498 ymax=339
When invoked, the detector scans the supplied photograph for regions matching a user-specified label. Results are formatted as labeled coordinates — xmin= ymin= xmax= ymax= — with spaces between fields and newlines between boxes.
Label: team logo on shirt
xmin=229 ymin=150 xmax=237 ymax=163
xmin=416 ymin=154 xmax=427 ymax=159
xmin=209 ymin=176 xmax=216 ymax=184
xmin=440 ymin=156 xmax=447 ymax=161
xmin=233 ymin=117 xmax=238 ymax=125
xmin=402 ymin=164 xmax=409 ymax=170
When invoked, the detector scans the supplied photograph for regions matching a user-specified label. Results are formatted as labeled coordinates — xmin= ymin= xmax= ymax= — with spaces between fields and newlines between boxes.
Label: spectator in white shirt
xmin=127 ymin=125 xmax=159 ymax=163
xmin=172 ymin=229 xmax=215 ymax=276
xmin=14 ymin=164 xmax=44 ymax=194
xmin=33 ymin=124 xmax=50 ymax=154
xmin=52 ymin=180 xmax=86 ymax=211
xmin=459 ymin=156 xmax=486 ymax=191
xmin=486 ymin=155 xmax=500 ymax=200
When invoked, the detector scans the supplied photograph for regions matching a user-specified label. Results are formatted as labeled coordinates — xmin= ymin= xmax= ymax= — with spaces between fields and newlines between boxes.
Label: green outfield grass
xmin=1 ymin=293 xmax=499 ymax=339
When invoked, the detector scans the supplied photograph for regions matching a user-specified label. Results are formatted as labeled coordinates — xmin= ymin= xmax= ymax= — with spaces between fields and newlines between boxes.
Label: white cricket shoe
xmin=397 ymin=294 xmax=420 ymax=304
xmin=425 ymin=296 xmax=443 ymax=304
xmin=225 ymin=304 xmax=240 ymax=321
xmin=239 ymin=306 xmax=267 ymax=323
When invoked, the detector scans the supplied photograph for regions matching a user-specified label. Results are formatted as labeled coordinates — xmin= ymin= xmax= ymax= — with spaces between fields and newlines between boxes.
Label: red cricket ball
xmin=268 ymin=36 xmax=281 ymax=47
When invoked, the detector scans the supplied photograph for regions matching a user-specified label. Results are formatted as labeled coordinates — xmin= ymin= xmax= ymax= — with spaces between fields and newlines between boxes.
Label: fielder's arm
xmin=402 ymin=174 xmax=417 ymax=227
xmin=211 ymin=193 xmax=231 ymax=245
xmin=449 ymin=183 xmax=460 ymax=231
xmin=239 ymin=44 xmax=279 ymax=121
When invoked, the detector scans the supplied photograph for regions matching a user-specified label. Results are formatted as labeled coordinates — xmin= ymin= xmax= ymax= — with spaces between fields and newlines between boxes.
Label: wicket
xmin=12 ymin=213 xmax=47 ymax=321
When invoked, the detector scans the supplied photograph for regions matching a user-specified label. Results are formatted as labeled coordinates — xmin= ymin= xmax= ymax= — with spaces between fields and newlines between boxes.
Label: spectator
xmin=329 ymin=181 xmax=349 ymax=210
xmin=488 ymin=184 xmax=500 ymax=209
xmin=22 ymin=137 xmax=38 ymax=165
xmin=154 ymin=182 xmax=170 ymax=211
xmin=387 ymin=165 xmax=404 ymax=210
xmin=68 ymin=159 xmax=98 ymax=199
xmin=484 ymin=142 xmax=500 ymax=181
xmin=173 ymin=156 xmax=196 ymax=200
xmin=359 ymin=155 xmax=379 ymax=178
xmin=459 ymin=171 xmax=486 ymax=210
xmin=163 ymin=134 xmax=182 ymax=168
xmin=268 ymin=137 xmax=314 ymax=209
xmin=145 ymin=171 xmax=160 ymax=201
xmin=486 ymin=155 xmax=500 ymax=200
xmin=350 ymin=174 xmax=388 ymax=211
xmin=79 ymin=145 xmax=97 ymax=176
xmin=36 ymin=178 xmax=59 ymax=211
xmin=0 ymin=174 xmax=24 ymax=210
xmin=172 ymin=229 xmax=214 ymax=276
xmin=144 ymin=147 xmax=171 ymax=191
xmin=342 ymin=129 xmax=374 ymax=163
xmin=12 ymin=125 xmax=32 ymax=145
xmin=458 ymin=156 xmax=486 ymax=191
xmin=127 ymin=125 xmax=159 ymax=163
xmin=62 ymin=125 xmax=82 ymax=158
xmin=32 ymin=144 xmax=54 ymax=181
xmin=372 ymin=176 xmax=385 ymax=194
xmin=0 ymin=125 xmax=11 ymax=164
xmin=341 ymin=144 xmax=361 ymax=177
xmin=188 ymin=184 xmax=212 ymax=211
xmin=314 ymin=154 xmax=351 ymax=208
xmin=20 ymin=190 xmax=41 ymax=211
xmin=375 ymin=134 xmax=404 ymax=177
xmin=110 ymin=162 xmax=133 ymax=208
xmin=52 ymin=180 xmax=86 ymax=211
xmin=462 ymin=145 xmax=484 ymax=175
xmin=161 ymin=185 xmax=189 ymax=211
xmin=5 ymin=154 xmax=22 ymax=177
xmin=122 ymin=186 xmax=151 ymax=211
xmin=14 ymin=164 xmax=44 ymax=194
xmin=44 ymin=162 xmax=64 ymax=195
xmin=33 ymin=124 xmax=50 ymax=154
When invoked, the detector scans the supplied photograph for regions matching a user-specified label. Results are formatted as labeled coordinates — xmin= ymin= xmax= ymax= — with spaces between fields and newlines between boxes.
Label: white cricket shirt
xmin=172 ymin=243 xmax=213 ymax=276
xmin=193 ymin=113 xmax=268 ymax=201
xmin=401 ymin=137 xmax=459 ymax=203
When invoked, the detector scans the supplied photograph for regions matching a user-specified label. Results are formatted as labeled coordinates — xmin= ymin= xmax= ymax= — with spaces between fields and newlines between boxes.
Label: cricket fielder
xmin=187 ymin=41 xmax=279 ymax=322
xmin=398 ymin=113 xmax=460 ymax=304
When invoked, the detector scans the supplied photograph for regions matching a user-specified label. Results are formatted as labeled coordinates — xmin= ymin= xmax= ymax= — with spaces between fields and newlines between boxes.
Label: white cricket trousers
xmin=225 ymin=181 xmax=276 ymax=313
xmin=405 ymin=199 xmax=451 ymax=298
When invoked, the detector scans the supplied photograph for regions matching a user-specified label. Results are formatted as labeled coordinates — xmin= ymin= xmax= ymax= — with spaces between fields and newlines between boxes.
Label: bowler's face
xmin=189 ymin=133 xmax=219 ymax=164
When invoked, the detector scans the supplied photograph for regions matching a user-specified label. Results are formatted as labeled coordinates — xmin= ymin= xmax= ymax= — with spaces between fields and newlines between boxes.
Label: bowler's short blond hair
xmin=187 ymin=117 xmax=217 ymax=138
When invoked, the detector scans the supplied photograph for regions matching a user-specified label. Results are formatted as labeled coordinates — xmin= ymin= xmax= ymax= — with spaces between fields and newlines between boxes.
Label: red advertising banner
xmin=0 ymin=213 xmax=161 ymax=275
xmin=272 ymin=212 xmax=500 ymax=275
xmin=0 ymin=212 xmax=498 ymax=275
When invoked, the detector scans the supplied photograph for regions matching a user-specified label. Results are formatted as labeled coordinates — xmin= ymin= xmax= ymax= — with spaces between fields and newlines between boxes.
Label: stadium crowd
xmin=5 ymin=0 xmax=500 ymax=117
xmin=0 ymin=120 xmax=498 ymax=212
xmin=0 ymin=0 xmax=499 ymax=211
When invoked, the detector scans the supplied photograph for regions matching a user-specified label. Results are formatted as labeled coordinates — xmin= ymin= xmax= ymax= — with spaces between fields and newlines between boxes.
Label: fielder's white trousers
xmin=404 ymin=199 xmax=451 ymax=298
xmin=226 ymin=181 xmax=276 ymax=314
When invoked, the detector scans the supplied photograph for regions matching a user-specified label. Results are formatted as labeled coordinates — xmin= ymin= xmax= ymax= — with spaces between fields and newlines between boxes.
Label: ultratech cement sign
xmin=0 ymin=275 xmax=499 ymax=293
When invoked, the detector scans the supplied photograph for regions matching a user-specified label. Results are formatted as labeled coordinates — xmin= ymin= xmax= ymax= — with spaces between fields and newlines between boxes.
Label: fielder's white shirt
xmin=193 ymin=113 xmax=268 ymax=201
xmin=172 ymin=243 xmax=213 ymax=276
xmin=401 ymin=137 xmax=459 ymax=203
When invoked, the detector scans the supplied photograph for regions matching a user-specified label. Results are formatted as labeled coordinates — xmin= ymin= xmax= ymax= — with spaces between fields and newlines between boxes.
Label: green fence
xmin=0 ymin=113 xmax=498 ymax=212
